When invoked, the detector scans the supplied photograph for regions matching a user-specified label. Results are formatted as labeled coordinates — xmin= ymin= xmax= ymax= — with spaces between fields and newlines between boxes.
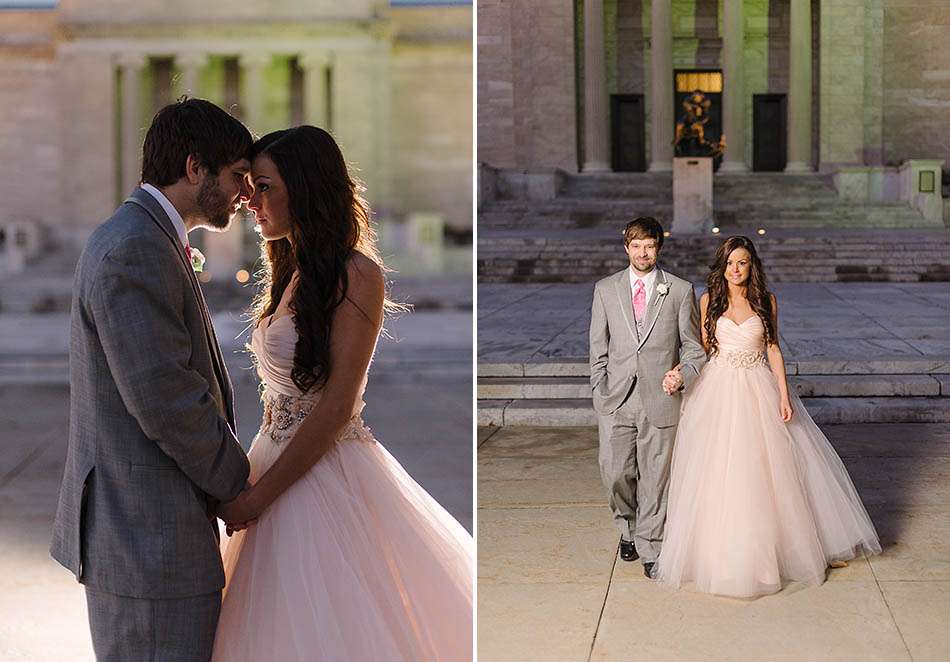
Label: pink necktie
xmin=633 ymin=279 xmax=646 ymax=320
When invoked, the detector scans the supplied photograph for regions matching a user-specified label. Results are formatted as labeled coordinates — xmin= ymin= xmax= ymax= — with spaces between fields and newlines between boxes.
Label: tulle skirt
xmin=655 ymin=357 xmax=881 ymax=598
xmin=211 ymin=431 xmax=474 ymax=661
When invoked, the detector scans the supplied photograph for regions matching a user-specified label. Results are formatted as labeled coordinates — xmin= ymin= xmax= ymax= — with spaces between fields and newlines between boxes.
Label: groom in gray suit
xmin=589 ymin=217 xmax=706 ymax=579
xmin=51 ymin=99 xmax=253 ymax=661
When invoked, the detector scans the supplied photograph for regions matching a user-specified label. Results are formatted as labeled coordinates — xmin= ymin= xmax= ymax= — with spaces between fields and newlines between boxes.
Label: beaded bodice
xmin=709 ymin=315 xmax=769 ymax=369
xmin=250 ymin=314 xmax=372 ymax=444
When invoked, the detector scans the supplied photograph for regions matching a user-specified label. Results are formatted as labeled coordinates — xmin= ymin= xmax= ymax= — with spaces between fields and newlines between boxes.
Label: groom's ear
xmin=184 ymin=154 xmax=204 ymax=185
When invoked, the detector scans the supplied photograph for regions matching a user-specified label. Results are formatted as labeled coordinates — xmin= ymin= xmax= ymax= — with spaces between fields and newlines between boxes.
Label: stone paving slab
xmin=477 ymin=424 xmax=950 ymax=662
xmin=590 ymin=579 xmax=910 ymax=662
xmin=878 ymin=581 xmax=950 ymax=661
xmin=477 ymin=582 xmax=606 ymax=662
xmin=478 ymin=282 xmax=950 ymax=368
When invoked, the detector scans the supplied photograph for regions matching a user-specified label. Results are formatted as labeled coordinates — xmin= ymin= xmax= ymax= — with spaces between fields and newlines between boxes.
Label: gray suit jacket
xmin=589 ymin=267 xmax=706 ymax=428
xmin=50 ymin=188 xmax=250 ymax=599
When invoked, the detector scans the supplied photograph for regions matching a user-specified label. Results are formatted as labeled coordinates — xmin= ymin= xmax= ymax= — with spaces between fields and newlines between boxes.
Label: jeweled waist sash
xmin=259 ymin=390 xmax=373 ymax=444
xmin=710 ymin=348 xmax=768 ymax=369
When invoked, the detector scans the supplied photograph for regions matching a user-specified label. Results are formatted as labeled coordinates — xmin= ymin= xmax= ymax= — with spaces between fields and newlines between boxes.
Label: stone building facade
xmin=478 ymin=0 xmax=950 ymax=177
xmin=1 ymin=1 xmax=472 ymax=279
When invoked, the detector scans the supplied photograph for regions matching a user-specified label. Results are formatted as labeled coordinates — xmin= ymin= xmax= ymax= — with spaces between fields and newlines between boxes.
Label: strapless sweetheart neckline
xmin=719 ymin=315 xmax=758 ymax=327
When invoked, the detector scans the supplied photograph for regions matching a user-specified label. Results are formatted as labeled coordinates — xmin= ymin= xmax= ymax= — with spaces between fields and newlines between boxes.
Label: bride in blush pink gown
xmin=211 ymin=126 xmax=473 ymax=660
xmin=655 ymin=236 xmax=880 ymax=599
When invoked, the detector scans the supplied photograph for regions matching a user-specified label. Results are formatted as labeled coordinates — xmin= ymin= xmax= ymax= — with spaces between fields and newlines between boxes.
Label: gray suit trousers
xmin=85 ymin=588 xmax=220 ymax=662
xmin=597 ymin=385 xmax=676 ymax=563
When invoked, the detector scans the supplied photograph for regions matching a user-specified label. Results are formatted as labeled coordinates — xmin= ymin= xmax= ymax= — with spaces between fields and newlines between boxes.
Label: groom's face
xmin=625 ymin=237 xmax=659 ymax=274
xmin=196 ymin=158 xmax=251 ymax=231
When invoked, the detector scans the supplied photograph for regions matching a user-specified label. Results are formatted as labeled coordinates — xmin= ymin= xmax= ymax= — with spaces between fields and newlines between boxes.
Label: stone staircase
xmin=477 ymin=358 xmax=950 ymax=426
xmin=478 ymin=229 xmax=950 ymax=283
xmin=478 ymin=171 xmax=950 ymax=283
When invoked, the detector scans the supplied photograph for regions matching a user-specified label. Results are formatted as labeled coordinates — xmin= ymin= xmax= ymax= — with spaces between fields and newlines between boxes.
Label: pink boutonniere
xmin=185 ymin=245 xmax=206 ymax=273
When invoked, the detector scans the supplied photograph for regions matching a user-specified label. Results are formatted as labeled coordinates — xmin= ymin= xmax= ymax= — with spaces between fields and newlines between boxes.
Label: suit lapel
xmin=613 ymin=269 xmax=639 ymax=342
xmin=637 ymin=269 xmax=670 ymax=350
xmin=125 ymin=191 xmax=236 ymax=429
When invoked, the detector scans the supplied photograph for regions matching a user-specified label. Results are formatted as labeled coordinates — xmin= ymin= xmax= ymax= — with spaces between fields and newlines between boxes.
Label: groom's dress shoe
xmin=619 ymin=539 xmax=638 ymax=562
xmin=643 ymin=562 xmax=658 ymax=580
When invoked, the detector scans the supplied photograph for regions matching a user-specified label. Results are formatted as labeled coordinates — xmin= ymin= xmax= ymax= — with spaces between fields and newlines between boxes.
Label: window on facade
xmin=675 ymin=71 xmax=723 ymax=94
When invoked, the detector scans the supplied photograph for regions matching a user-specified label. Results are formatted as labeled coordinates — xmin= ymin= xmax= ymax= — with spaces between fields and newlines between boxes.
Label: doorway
xmin=752 ymin=94 xmax=787 ymax=171
xmin=610 ymin=94 xmax=645 ymax=172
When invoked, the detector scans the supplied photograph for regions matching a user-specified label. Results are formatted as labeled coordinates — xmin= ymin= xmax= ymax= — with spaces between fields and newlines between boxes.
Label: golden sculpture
xmin=673 ymin=90 xmax=726 ymax=158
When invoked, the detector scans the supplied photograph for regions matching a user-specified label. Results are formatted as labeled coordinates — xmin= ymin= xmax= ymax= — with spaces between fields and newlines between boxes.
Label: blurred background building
xmin=0 ymin=0 xmax=472 ymax=308
xmin=477 ymin=0 xmax=950 ymax=285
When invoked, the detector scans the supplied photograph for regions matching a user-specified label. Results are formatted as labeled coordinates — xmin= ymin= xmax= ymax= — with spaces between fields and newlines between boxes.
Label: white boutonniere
xmin=186 ymin=246 xmax=206 ymax=273
xmin=656 ymin=282 xmax=670 ymax=296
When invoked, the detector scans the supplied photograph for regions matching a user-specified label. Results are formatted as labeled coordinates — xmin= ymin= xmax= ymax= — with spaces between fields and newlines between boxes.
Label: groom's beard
xmin=197 ymin=176 xmax=234 ymax=230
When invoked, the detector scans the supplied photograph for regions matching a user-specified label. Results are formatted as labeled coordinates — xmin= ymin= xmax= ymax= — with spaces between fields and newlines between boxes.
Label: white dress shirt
xmin=628 ymin=265 xmax=658 ymax=321
xmin=141 ymin=183 xmax=188 ymax=249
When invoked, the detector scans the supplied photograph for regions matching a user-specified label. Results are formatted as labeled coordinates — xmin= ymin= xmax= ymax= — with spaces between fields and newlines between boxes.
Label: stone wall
xmin=819 ymin=0 xmax=867 ymax=168
xmin=477 ymin=0 xmax=577 ymax=171
xmin=882 ymin=0 xmax=950 ymax=167
xmin=0 ymin=11 xmax=61 ymax=238
xmin=392 ymin=6 xmax=472 ymax=231
xmin=392 ymin=43 xmax=473 ymax=230
xmin=57 ymin=0 xmax=377 ymax=23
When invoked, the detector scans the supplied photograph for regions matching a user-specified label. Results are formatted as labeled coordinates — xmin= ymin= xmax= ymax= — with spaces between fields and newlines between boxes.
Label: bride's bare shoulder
xmin=346 ymin=252 xmax=384 ymax=290
xmin=344 ymin=252 xmax=385 ymax=319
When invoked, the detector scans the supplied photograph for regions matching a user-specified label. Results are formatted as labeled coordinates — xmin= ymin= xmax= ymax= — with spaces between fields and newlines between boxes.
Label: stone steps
xmin=477 ymin=230 xmax=950 ymax=283
xmin=479 ymin=357 xmax=950 ymax=378
xmin=480 ymin=207 xmax=932 ymax=231
xmin=478 ymin=396 xmax=950 ymax=426
xmin=481 ymin=170 xmax=941 ymax=244
xmin=477 ymin=357 xmax=950 ymax=425
xmin=0 ymin=353 xmax=68 ymax=385
xmin=478 ymin=374 xmax=948 ymax=399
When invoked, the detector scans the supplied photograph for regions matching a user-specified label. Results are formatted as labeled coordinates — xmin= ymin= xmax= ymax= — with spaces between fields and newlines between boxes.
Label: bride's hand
xmin=218 ymin=488 xmax=261 ymax=533
xmin=780 ymin=398 xmax=793 ymax=422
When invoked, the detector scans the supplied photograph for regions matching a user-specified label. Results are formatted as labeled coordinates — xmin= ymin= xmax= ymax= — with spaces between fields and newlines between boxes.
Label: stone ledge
xmin=479 ymin=397 xmax=950 ymax=426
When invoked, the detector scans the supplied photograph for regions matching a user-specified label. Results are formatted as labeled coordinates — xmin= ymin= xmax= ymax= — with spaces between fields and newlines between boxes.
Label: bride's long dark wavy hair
xmin=704 ymin=235 xmax=776 ymax=355
xmin=249 ymin=126 xmax=401 ymax=393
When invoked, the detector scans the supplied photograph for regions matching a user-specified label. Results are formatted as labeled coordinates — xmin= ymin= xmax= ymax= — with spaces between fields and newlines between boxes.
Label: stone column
xmin=582 ymin=0 xmax=610 ymax=172
xmin=720 ymin=0 xmax=747 ymax=173
xmin=785 ymin=0 xmax=813 ymax=172
xmin=176 ymin=52 xmax=207 ymax=99
xmin=649 ymin=0 xmax=673 ymax=172
xmin=299 ymin=52 xmax=330 ymax=129
xmin=202 ymin=52 xmax=270 ymax=282
xmin=118 ymin=53 xmax=147 ymax=194
xmin=239 ymin=52 xmax=270 ymax=132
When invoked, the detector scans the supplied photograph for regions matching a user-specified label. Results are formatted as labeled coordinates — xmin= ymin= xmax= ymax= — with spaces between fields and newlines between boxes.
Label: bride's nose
xmin=246 ymin=191 xmax=262 ymax=213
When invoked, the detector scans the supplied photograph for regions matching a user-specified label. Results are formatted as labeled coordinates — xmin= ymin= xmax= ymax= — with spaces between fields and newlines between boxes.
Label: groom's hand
xmin=662 ymin=367 xmax=684 ymax=395
xmin=217 ymin=482 xmax=260 ymax=534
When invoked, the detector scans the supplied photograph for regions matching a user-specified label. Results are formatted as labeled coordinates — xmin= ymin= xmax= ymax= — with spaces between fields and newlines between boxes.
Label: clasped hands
xmin=662 ymin=365 xmax=684 ymax=395
xmin=212 ymin=483 xmax=261 ymax=536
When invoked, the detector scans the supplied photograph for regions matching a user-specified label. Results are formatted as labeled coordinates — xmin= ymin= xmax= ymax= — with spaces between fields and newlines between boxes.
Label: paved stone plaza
xmin=478 ymin=281 xmax=950 ymax=367
xmin=0 ymin=293 xmax=472 ymax=660
xmin=478 ymin=424 xmax=950 ymax=662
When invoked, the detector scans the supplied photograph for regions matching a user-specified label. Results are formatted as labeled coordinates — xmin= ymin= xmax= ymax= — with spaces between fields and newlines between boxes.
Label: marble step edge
xmin=478 ymin=375 xmax=950 ymax=399
xmin=479 ymin=276 xmax=943 ymax=284
xmin=478 ymin=358 xmax=950 ymax=377
xmin=478 ymin=397 xmax=950 ymax=427
xmin=477 ymin=260 xmax=950 ymax=268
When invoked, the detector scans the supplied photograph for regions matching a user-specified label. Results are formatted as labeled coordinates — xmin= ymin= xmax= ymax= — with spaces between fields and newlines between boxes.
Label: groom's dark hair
xmin=141 ymin=97 xmax=253 ymax=187
xmin=623 ymin=216 xmax=665 ymax=249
